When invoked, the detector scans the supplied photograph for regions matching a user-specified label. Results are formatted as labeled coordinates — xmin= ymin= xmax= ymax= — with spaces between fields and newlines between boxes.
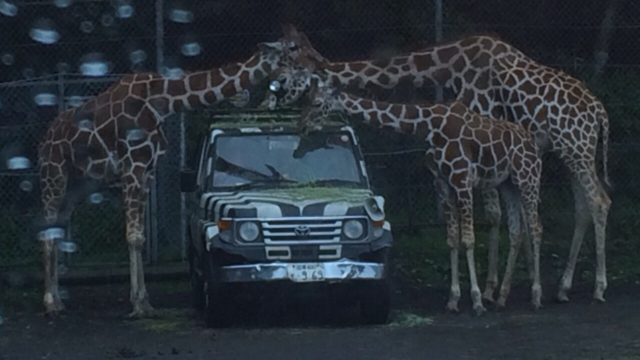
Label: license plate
xmin=287 ymin=263 xmax=325 ymax=282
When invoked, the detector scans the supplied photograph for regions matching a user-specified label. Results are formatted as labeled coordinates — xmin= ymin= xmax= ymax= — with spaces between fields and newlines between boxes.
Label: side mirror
xmin=180 ymin=168 xmax=197 ymax=192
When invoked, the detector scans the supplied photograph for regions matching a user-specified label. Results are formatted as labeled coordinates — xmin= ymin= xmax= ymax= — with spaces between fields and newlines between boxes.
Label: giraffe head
xmin=280 ymin=24 xmax=328 ymax=71
xmin=298 ymin=77 xmax=343 ymax=134
xmin=262 ymin=64 xmax=321 ymax=109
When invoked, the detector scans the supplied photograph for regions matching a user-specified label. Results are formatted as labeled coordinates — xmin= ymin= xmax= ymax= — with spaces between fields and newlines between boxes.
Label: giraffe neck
xmin=323 ymin=35 xmax=518 ymax=91
xmin=155 ymin=51 xmax=277 ymax=114
xmin=336 ymin=92 xmax=454 ymax=136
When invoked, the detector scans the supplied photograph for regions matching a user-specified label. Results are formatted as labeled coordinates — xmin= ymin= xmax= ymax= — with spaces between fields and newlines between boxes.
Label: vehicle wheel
xmin=188 ymin=242 xmax=205 ymax=311
xmin=359 ymin=280 xmax=391 ymax=325
xmin=204 ymin=280 xmax=234 ymax=328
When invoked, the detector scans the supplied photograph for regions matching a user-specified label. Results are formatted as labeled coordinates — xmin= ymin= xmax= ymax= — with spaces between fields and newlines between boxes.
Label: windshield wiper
xmin=295 ymin=179 xmax=362 ymax=187
xmin=228 ymin=178 xmax=298 ymax=190
xmin=264 ymin=164 xmax=296 ymax=183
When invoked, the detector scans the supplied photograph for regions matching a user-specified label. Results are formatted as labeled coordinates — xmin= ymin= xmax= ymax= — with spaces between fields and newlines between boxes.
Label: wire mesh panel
xmin=0 ymin=0 xmax=638 ymax=279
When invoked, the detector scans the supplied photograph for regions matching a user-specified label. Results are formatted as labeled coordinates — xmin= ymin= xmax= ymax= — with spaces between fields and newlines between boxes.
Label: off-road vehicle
xmin=181 ymin=110 xmax=393 ymax=327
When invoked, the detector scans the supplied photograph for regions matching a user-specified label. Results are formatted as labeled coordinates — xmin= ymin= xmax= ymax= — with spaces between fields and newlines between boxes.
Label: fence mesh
xmin=1 ymin=1 xmax=639 ymax=283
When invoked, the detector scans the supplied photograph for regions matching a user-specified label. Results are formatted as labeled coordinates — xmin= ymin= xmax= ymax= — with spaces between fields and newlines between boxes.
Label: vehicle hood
xmin=200 ymin=187 xmax=384 ymax=220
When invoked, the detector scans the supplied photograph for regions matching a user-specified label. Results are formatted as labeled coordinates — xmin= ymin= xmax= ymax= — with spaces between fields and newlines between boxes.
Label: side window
xmin=196 ymin=137 xmax=209 ymax=187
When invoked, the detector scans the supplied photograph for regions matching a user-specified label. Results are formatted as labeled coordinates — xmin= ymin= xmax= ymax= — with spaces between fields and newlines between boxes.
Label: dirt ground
xmin=1 ymin=275 xmax=640 ymax=360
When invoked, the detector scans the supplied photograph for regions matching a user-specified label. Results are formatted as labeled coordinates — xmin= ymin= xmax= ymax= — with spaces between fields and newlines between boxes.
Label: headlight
xmin=238 ymin=221 xmax=260 ymax=242
xmin=269 ymin=79 xmax=281 ymax=92
xmin=343 ymin=219 xmax=364 ymax=240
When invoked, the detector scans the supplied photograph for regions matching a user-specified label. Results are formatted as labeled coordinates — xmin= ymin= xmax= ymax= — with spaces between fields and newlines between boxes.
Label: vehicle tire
xmin=359 ymin=279 xmax=391 ymax=325
xmin=204 ymin=280 xmax=234 ymax=328
xmin=188 ymin=241 xmax=205 ymax=311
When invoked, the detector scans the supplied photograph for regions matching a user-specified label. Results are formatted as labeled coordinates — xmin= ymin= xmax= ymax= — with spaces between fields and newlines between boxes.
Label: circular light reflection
xmin=115 ymin=2 xmax=134 ymax=18
xmin=88 ymin=192 xmax=104 ymax=204
xmin=38 ymin=227 xmax=65 ymax=242
xmin=19 ymin=179 xmax=33 ymax=192
xmin=53 ymin=0 xmax=72 ymax=8
xmin=126 ymin=128 xmax=146 ymax=142
xmin=7 ymin=156 xmax=31 ymax=170
xmin=181 ymin=41 xmax=201 ymax=57
xmin=79 ymin=52 xmax=110 ymax=77
xmin=0 ymin=0 xmax=17 ymax=17
xmin=59 ymin=287 xmax=70 ymax=300
xmin=56 ymin=62 xmax=70 ymax=73
xmin=67 ymin=96 xmax=85 ymax=108
xmin=1 ymin=52 xmax=14 ymax=66
xmin=169 ymin=8 xmax=193 ymax=23
xmin=101 ymin=13 xmax=114 ymax=27
xmin=77 ymin=118 xmax=93 ymax=129
xmin=34 ymin=92 xmax=58 ymax=106
xmin=161 ymin=65 xmax=184 ymax=79
xmin=80 ymin=20 xmax=95 ymax=33
xmin=58 ymin=241 xmax=78 ymax=253
xmin=30 ymin=18 xmax=60 ymax=45
xmin=129 ymin=49 xmax=147 ymax=64
xmin=22 ymin=67 xmax=35 ymax=79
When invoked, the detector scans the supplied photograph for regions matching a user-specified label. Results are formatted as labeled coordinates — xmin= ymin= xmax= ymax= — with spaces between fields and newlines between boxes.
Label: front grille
xmin=261 ymin=218 xmax=346 ymax=244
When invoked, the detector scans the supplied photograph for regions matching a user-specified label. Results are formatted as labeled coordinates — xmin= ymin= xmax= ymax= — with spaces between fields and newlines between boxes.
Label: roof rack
xmin=185 ymin=106 xmax=349 ymax=130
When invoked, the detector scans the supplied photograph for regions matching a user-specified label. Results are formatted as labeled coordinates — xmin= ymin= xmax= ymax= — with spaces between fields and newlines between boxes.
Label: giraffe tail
xmin=599 ymin=109 xmax=611 ymax=188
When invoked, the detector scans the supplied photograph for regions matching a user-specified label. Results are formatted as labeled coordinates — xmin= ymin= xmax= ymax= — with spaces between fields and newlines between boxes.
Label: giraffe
xmin=280 ymin=26 xmax=611 ymax=304
xmin=299 ymin=78 xmax=543 ymax=314
xmin=36 ymin=36 xmax=312 ymax=317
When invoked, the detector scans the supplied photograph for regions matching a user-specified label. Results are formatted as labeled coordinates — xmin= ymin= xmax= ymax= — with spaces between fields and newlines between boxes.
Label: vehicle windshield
xmin=212 ymin=131 xmax=365 ymax=189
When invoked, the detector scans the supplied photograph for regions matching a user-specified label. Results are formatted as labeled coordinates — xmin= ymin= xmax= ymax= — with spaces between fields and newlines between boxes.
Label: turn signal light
xmin=217 ymin=219 xmax=232 ymax=231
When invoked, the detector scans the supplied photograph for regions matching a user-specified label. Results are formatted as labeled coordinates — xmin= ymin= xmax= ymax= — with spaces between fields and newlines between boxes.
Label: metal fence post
xmin=434 ymin=0 xmax=444 ymax=102
xmin=180 ymin=113 xmax=187 ymax=260
xmin=147 ymin=0 xmax=165 ymax=264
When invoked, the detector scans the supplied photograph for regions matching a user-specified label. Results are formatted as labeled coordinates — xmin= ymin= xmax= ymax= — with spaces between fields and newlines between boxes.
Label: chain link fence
xmin=1 ymin=1 xmax=639 ymax=283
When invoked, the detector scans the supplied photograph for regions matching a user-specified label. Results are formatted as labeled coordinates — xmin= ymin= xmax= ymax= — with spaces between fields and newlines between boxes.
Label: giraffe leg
xmin=557 ymin=176 xmax=593 ymax=302
xmin=434 ymin=179 xmax=461 ymax=313
xmin=570 ymin=171 xmax=610 ymax=302
xmin=122 ymin=173 xmax=154 ymax=318
xmin=520 ymin=212 xmax=535 ymax=283
xmin=524 ymin=199 xmax=544 ymax=310
xmin=496 ymin=186 xmax=523 ymax=309
xmin=40 ymin=165 xmax=68 ymax=315
xmin=481 ymin=189 xmax=501 ymax=303
xmin=458 ymin=188 xmax=485 ymax=316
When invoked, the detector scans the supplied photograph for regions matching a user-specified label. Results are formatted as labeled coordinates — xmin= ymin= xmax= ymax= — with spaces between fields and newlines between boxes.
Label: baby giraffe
xmin=299 ymin=80 xmax=543 ymax=314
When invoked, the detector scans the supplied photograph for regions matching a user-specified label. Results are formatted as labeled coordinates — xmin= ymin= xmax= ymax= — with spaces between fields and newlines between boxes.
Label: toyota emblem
xmin=294 ymin=225 xmax=311 ymax=237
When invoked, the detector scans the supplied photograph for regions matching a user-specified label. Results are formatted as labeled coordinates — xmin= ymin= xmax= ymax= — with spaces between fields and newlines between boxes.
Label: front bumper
xmin=219 ymin=259 xmax=385 ymax=283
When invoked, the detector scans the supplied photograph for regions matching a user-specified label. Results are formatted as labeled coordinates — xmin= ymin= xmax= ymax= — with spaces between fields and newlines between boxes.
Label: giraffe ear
xmin=258 ymin=41 xmax=283 ymax=52
xmin=281 ymin=23 xmax=300 ymax=38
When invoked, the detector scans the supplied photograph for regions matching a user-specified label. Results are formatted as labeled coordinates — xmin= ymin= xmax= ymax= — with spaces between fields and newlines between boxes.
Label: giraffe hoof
xmin=495 ymin=297 xmax=507 ymax=309
xmin=482 ymin=291 xmax=496 ymax=304
xmin=473 ymin=304 xmax=487 ymax=316
xmin=445 ymin=302 xmax=460 ymax=314
xmin=44 ymin=299 xmax=65 ymax=315
xmin=592 ymin=295 xmax=606 ymax=304
xmin=127 ymin=308 xmax=156 ymax=319
xmin=531 ymin=301 xmax=543 ymax=310
xmin=127 ymin=303 xmax=156 ymax=319
xmin=556 ymin=292 xmax=570 ymax=303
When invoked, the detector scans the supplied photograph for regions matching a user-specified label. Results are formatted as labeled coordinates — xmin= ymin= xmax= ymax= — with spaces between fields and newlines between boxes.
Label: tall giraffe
xmin=281 ymin=26 xmax=611 ymax=304
xmin=300 ymin=79 xmax=543 ymax=313
xmin=36 ymin=37 xmax=309 ymax=317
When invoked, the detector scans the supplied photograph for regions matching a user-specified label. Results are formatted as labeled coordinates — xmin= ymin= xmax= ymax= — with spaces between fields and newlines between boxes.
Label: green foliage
xmin=68 ymin=201 xmax=127 ymax=265
xmin=588 ymin=69 xmax=640 ymax=142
